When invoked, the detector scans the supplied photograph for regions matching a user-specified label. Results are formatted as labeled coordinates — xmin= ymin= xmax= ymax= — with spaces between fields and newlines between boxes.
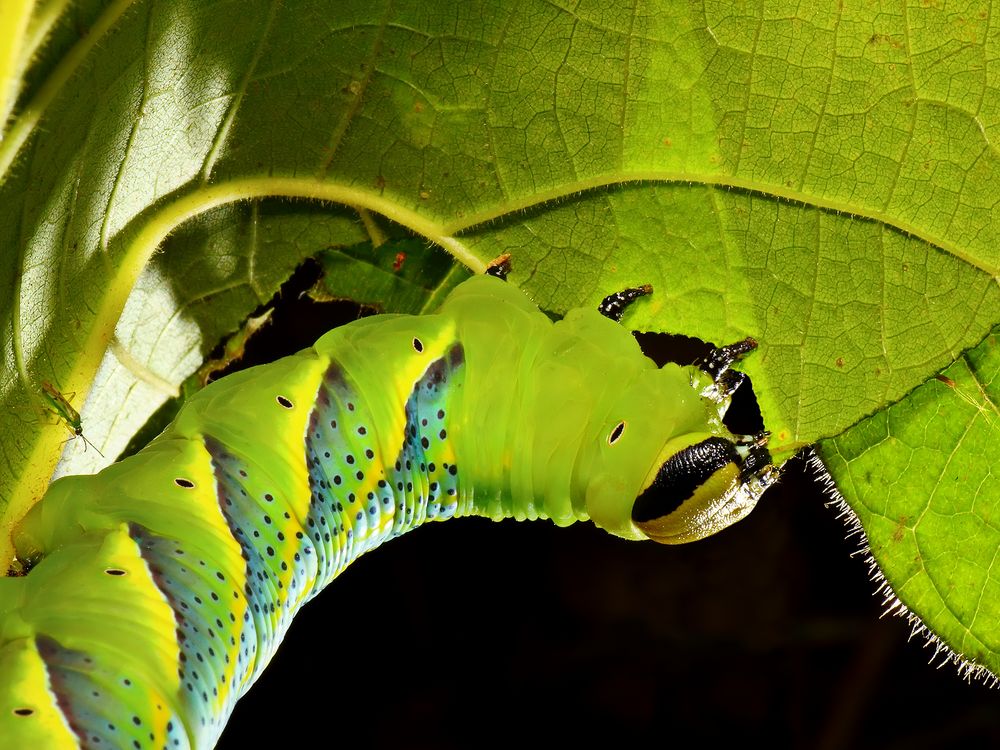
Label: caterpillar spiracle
xmin=0 ymin=271 xmax=779 ymax=749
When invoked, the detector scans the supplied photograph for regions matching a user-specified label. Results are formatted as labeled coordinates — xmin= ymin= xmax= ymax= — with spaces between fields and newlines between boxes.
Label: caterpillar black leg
xmin=735 ymin=431 xmax=779 ymax=487
xmin=713 ymin=368 xmax=747 ymax=400
xmin=598 ymin=284 xmax=653 ymax=322
xmin=485 ymin=253 xmax=512 ymax=281
xmin=698 ymin=337 xmax=757 ymax=384
xmin=735 ymin=430 xmax=769 ymax=448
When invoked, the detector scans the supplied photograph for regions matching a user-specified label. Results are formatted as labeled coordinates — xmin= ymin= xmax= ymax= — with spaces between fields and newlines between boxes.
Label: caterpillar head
xmin=629 ymin=432 xmax=776 ymax=544
xmin=585 ymin=362 xmax=778 ymax=545
xmin=588 ymin=431 xmax=776 ymax=545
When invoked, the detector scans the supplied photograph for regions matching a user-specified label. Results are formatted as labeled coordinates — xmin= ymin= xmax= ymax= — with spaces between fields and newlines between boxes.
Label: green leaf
xmin=0 ymin=0 xmax=997 ymax=705
xmin=817 ymin=327 xmax=1000 ymax=679
xmin=312 ymin=236 xmax=472 ymax=314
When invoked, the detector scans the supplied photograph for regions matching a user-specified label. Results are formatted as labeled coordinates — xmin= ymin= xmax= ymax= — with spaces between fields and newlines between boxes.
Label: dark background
xmin=211 ymin=270 xmax=999 ymax=748
xmin=218 ymin=460 xmax=1000 ymax=749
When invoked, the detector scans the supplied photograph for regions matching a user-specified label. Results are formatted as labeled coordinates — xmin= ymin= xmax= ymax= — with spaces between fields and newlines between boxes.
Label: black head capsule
xmin=632 ymin=436 xmax=774 ymax=544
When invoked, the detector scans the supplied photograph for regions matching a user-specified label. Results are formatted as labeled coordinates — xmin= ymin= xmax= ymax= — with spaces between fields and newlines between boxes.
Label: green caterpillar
xmin=0 ymin=272 xmax=778 ymax=749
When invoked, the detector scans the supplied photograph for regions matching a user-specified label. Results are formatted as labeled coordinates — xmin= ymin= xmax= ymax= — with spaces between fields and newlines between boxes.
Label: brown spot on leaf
xmin=892 ymin=516 xmax=909 ymax=543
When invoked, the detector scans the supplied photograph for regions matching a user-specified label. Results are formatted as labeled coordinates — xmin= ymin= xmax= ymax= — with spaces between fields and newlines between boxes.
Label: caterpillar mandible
xmin=0 ymin=271 xmax=778 ymax=749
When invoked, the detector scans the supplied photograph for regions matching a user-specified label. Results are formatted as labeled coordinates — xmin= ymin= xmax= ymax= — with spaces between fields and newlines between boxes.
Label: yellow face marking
xmin=634 ymin=462 xmax=742 ymax=544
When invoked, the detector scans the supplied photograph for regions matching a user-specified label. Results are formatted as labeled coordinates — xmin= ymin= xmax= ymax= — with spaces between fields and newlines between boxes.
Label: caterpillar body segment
xmin=1 ymin=275 xmax=776 ymax=748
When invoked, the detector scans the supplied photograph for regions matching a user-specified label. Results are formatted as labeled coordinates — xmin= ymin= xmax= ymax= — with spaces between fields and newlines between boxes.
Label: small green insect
xmin=38 ymin=381 xmax=103 ymax=457
xmin=0 ymin=271 xmax=778 ymax=748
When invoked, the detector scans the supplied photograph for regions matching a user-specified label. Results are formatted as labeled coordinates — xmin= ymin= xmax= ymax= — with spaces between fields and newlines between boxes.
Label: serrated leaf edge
xmin=806 ymin=448 xmax=1000 ymax=688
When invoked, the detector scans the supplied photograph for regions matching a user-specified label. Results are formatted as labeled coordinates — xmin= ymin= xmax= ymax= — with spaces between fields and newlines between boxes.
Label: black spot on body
xmin=608 ymin=421 xmax=626 ymax=445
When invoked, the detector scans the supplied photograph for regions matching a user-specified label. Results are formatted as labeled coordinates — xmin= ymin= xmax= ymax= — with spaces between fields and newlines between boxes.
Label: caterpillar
xmin=0 ymin=271 xmax=778 ymax=749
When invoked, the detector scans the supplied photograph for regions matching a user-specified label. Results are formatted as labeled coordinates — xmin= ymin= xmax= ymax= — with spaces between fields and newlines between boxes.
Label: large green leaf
xmin=817 ymin=327 xmax=1000 ymax=680
xmin=0 ymin=0 xmax=997 ymax=721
